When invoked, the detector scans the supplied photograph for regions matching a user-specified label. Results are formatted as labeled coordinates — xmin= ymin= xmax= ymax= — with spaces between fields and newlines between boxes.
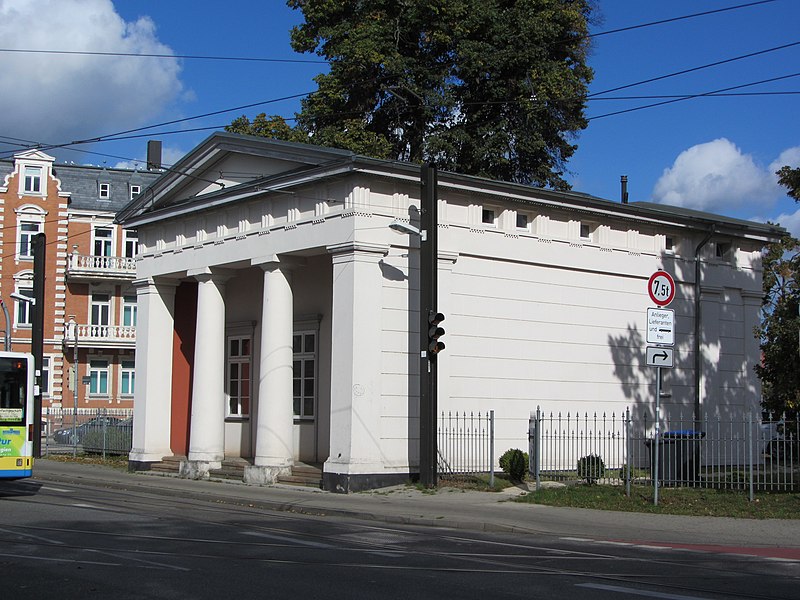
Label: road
xmin=0 ymin=475 xmax=797 ymax=600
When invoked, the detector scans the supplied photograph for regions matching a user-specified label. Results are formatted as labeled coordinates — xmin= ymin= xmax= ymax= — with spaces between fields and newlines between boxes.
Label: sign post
xmin=646 ymin=270 xmax=675 ymax=506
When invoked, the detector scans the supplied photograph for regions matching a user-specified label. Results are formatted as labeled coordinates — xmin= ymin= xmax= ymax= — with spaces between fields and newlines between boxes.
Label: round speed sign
xmin=648 ymin=271 xmax=675 ymax=306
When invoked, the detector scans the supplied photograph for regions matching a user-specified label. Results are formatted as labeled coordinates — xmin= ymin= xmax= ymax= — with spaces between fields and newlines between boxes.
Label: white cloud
xmin=0 ymin=0 xmax=183 ymax=153
xmin=769 ymin=146 xmax=800 ymax=178
xmin=770 ymin=207 xmax=800 ymax=238
xmin=651 ymin=138 xmax=781 ymax=212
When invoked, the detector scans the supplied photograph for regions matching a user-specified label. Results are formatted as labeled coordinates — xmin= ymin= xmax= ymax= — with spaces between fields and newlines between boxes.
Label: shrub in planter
xmin=577 ymin=453 xmax=605 ymax=484
xmin=499 ymin=448 xmax=527 ymax=482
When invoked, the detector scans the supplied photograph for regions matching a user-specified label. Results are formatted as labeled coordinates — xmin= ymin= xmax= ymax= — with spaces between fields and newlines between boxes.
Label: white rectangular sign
xmin=646 ymin=307 xmax=674 ymax=345
xmin=646 ymin=346 xmax=674 ymax=368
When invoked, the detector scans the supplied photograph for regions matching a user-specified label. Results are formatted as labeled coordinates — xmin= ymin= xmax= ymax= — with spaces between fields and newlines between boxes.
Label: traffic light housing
xmin=427 ymin=311 xmax=445 ymax=355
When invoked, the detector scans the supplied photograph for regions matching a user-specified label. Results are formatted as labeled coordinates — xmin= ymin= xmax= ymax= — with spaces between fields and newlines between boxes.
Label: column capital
xmin=251 ymin=254 xmax=306 ymax=271
xmin=187 ymin=267 xmax=235 ymax=283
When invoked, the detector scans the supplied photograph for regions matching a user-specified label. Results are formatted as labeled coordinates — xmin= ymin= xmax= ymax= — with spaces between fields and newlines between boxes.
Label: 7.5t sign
xmin=647 ymin=270 xmax=675 ymax=307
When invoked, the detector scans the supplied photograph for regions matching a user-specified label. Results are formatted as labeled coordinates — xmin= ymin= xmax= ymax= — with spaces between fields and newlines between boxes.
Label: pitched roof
xmin=116 ymin=131 xmax=785 ymax=242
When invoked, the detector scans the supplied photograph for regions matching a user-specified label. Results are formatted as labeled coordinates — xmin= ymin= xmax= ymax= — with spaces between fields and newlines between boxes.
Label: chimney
xmin=620 ymin=175 xmax=629 ymax=204
xmin=147 ymin=140 xmax=162 ymax=171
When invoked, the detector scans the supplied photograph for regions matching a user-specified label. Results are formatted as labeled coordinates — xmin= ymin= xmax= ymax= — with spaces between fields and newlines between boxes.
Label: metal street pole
xmin=31 ymin=233 xmax=46 ymax=458
xmin=419 ymin=163 xmax=438 ymax=488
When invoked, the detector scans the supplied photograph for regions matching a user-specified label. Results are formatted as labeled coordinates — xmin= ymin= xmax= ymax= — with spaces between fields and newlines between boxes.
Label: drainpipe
xmin=693 ymin=225 xmax=715 ymax=424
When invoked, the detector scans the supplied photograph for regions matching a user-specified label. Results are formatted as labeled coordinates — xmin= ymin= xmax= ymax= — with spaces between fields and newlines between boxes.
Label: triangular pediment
xmin=14 ymin=149 xmax=56 ymax=163
xmin=116 ymin=132 xmax=356 ymax=224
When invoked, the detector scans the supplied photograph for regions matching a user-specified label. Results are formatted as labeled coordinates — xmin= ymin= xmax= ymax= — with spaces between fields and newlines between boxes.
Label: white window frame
xmin=99 ymin=182 xmax=111 ymax=199
xmin=41 ymin=356 xmax=52 ymax=398
xmin=579 ymin=222 xmax=593 ymax=240
xmin=516 ymin=212 xmax=529 ymax=230
xmin=90 ymin=293 xmax=111 ymax=327
xmin=119 ymin=360 xmax=135 ymax=397
xmin=129 ymin=184 xmax=141 ymax=200
xmin=13 ymin=279 xmax=34 ymax=328
xmin=92 ymin=227 xmax=114 ymax=257
xmin=88 ymin=358 xmax=110 ymax=397
xmin=481 ymin=208 xmax=497 ymax=227
xmin=226 ymin=335 xmax=252 ymax=418
xmin=16 ymin=206 xmax=46 ymax=261
xmin=123 ymin=229 xmax=138 ymax=259
xmin=121 ymin=295 xmax=137 ymax=327
xmin=293 ymin=330 xmax=318 ymax=420
xmin=21 ymin=165 xmax=43 ymax=195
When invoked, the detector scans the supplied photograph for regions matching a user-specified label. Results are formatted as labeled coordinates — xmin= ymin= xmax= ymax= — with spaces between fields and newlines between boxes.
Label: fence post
xmin=748 ymin=410 xmax=754 ymax=502
xmin=489 ymin=410 xmax=495 ymax=488
xmin=625 ymin=407 xmax=631 ymax=497
xmin=533 ymin=407 xmax=541 ymax=490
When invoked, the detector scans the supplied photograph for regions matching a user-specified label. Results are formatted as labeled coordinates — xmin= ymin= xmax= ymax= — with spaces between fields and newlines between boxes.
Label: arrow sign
xmin=646 ymin=346 xmax=674 ymax=368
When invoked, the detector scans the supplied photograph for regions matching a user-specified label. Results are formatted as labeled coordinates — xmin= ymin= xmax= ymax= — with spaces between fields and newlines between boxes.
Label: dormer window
xmin=130 ymin=184 xmax=141 ymax=200
xmin=99 ymin=183 xmax=111 ymax=199
xmin=23 ymin=166 xmax=42 ymax=194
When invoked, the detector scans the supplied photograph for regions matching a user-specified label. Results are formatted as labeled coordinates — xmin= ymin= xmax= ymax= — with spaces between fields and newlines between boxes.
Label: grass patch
xmin=436 ymin=473 xmax=519 ymax=492
xmin=515 ymin=484 xmax=800 ymax=519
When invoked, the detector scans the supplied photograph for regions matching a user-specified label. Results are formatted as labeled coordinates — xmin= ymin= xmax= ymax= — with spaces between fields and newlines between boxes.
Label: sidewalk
xmin=31 ymin=459 xmax=800 ymax=560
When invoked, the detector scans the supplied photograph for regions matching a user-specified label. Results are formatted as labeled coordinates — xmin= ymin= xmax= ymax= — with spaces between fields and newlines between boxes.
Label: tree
xmin=777 ymin=166 xmax=800 ymax=201
xmin=228 ymin=0 xmax=595 ymax=190
xmin=754 ymin=165 xmax=800 ymax=417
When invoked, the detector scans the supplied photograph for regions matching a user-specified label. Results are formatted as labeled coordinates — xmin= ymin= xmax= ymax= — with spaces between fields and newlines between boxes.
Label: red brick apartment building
xmin=0 ymin=148 xmax=159 ymax=424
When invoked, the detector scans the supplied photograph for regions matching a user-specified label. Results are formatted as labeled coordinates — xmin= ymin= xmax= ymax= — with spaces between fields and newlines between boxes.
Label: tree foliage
xmin=228 ymin=0 xmax=595 ymax=190
xmin=755 ymin=166 xmax=800 ymax=417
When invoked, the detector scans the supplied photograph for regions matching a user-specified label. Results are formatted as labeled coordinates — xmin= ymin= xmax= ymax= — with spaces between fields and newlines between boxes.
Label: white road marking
xmin=577 ymin=583 xmax=711 ymax=600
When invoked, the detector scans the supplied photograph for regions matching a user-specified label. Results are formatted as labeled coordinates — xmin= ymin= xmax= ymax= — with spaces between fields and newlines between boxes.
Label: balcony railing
xmin=66 ymin=254 xmax=136 ymax=281
xmin=64 ymin=323 xmax=136 ymax=348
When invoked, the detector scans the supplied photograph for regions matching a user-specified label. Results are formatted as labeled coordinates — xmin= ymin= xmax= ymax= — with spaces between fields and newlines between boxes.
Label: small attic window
xmin=716 ymin=242 xmax=732 ymax=261
xmin=579 ymin=222 xmax=592 ymax=239
xmin=130 ymin=184 xmax=141 ymax=200
xmin=516 ymin=213 xmax=529 ymax=229
xmin=99 ymin=183 xmax=110 ymax=199
xmin=482 ymin=208 xmax=497 ymax=225
xmin=665 ymin=236 xmax=675 ymax=254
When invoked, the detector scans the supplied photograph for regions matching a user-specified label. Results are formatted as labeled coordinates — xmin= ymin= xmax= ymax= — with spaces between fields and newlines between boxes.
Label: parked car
xmin=52 ymin=416 xmax=122 ymax=445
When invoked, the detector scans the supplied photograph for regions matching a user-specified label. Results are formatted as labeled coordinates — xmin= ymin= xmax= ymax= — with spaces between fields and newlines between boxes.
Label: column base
xmin=180 ymin=460 xmax=221 ymax=479
xmin=322 ymin=470 xmax=412 ymax=493
xmin=244 ymin=465 xmax=292 ymax=485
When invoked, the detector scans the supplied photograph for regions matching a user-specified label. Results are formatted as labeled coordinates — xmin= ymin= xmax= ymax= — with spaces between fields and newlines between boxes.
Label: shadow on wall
xmin=608 ymin=247 xmax=762 ymax=429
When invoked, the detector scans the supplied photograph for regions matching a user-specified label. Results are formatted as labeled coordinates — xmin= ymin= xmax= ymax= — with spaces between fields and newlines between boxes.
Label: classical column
xmin=129 ymin=277 xmax=177 ymax=467
xmin=324 ymin=242 xmax=389 ymax=492
xmin=251 ymin=257 xmax=295 ymax=474
xmin=186 ymin=268 xmax=229 ymax=470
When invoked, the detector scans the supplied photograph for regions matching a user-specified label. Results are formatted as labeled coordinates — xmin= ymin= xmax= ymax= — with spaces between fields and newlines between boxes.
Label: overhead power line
xmin=0 ymin=47 xmax=326 ymax=64
xmin=587 ymin=0 xmax=778 ymax=39
xmin=589 ymin=40 xmax=800 ymax=97
xmin=588 ymin=71 xmax=800 ymax=120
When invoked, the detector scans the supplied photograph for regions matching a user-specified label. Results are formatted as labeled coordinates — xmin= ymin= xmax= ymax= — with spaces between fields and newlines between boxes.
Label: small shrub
xmin=577 ymin=454 xmax=605 ymax=484
xmin=500 ymin=448 xmax=527 ymax=482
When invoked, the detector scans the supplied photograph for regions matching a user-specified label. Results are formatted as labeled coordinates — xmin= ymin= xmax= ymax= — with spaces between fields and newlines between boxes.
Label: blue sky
xmin=1 ymin=0 xmax=798 ymax=233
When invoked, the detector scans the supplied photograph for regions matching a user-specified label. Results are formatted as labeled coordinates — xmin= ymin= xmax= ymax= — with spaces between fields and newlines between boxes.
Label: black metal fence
xmin=528 ymin=407 xmax=798 ymax=498
xmin=438 ymin=411 xmax=495 ymax=484
xmin=41 ymin=407 xmax=133 ymax=457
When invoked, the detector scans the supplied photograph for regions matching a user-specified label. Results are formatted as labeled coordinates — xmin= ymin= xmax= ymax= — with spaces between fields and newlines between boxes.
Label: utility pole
xmin=419 ymin=164 xmax=439 ymax=487
xmin=31 ymin=233 xmax=46 ymax=458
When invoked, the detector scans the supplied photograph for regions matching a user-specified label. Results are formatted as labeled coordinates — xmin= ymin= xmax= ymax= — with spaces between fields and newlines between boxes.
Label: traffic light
xmin=427 ymin=311 xmax=445 ymax=355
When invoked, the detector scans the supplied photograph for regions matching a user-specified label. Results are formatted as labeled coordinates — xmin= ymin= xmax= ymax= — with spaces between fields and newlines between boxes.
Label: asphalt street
xmin=1 ymin=461 xmax=798 ymax=600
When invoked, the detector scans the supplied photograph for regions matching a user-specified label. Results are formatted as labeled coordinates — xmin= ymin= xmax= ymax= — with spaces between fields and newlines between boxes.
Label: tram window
xmin=0 ymin=359 xmax=26 ymax=423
